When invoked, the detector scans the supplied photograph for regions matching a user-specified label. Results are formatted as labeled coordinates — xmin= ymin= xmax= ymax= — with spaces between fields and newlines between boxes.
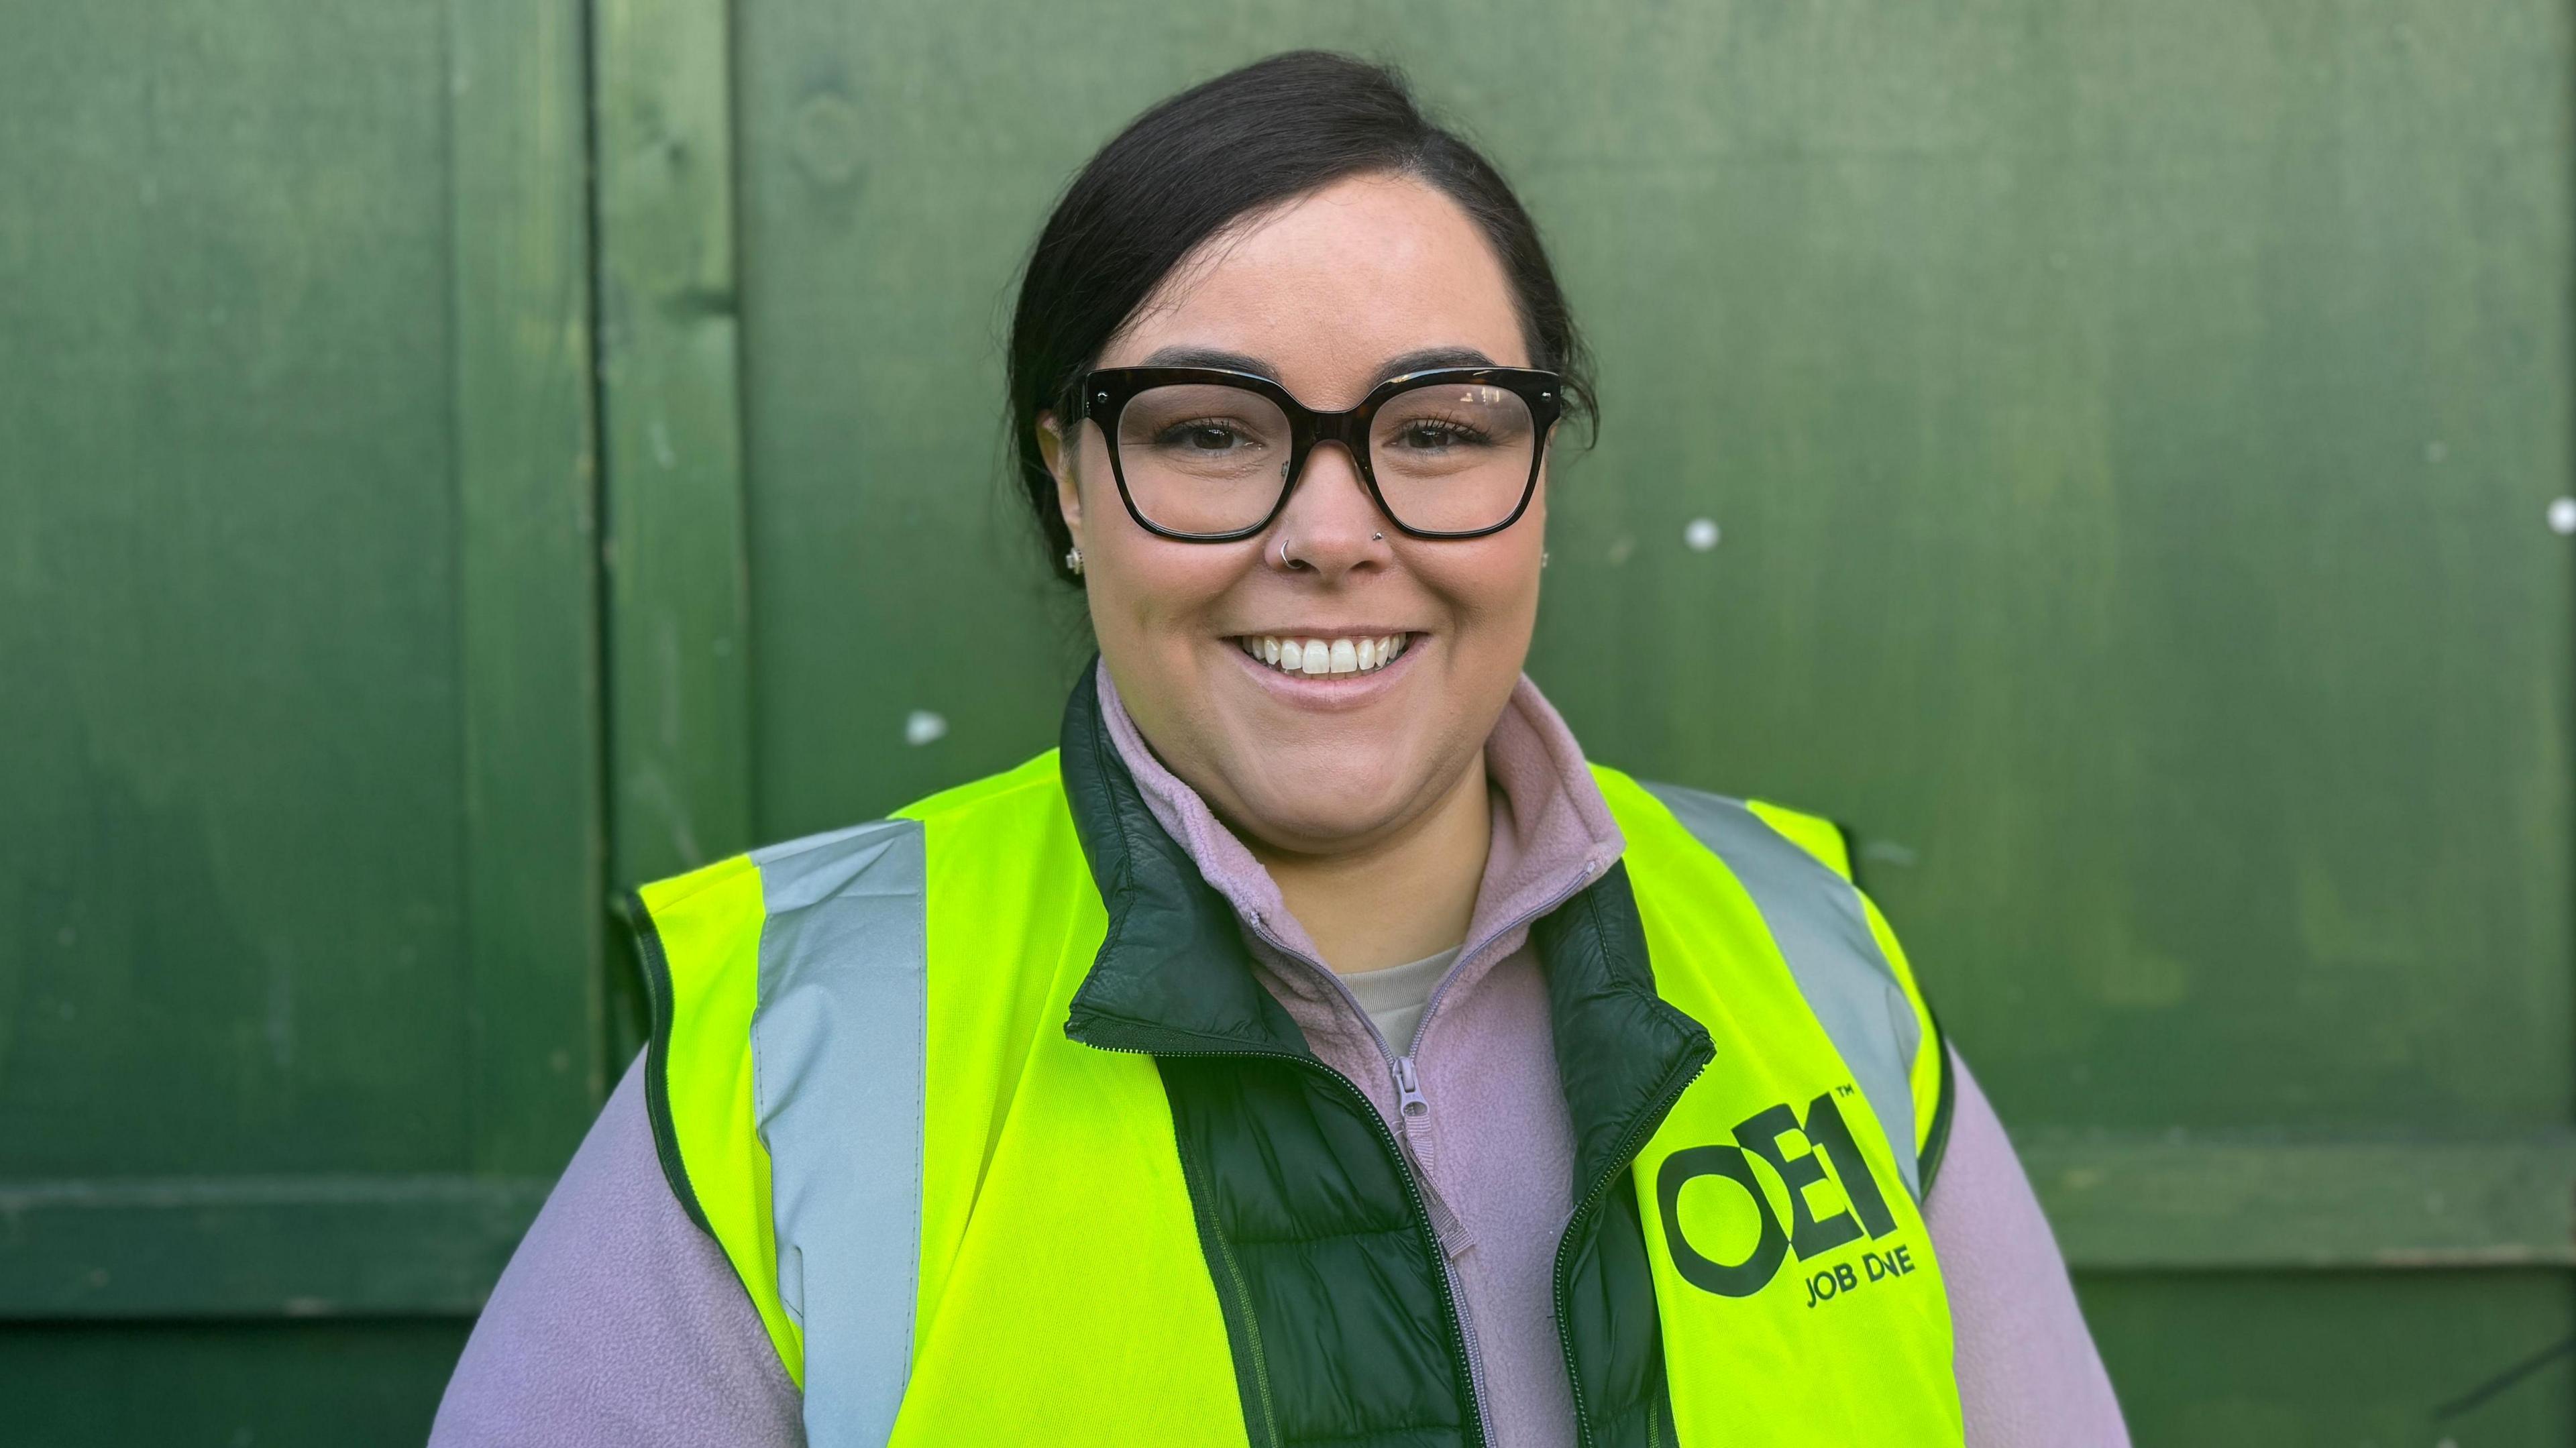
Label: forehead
xmin=1100 ymin=172 xmax=1532 ymax=398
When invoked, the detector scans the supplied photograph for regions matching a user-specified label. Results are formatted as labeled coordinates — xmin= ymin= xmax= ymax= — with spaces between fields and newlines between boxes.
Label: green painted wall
xmin=5 ymin=0 xmax=2571 ymax=1440
xmin=1 ymin=0 xmax=600 ymax=1439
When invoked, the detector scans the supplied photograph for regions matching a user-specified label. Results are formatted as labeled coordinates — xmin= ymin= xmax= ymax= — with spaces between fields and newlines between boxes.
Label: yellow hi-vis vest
xmin=629 ymin=685 xmax=1960 ymax=1448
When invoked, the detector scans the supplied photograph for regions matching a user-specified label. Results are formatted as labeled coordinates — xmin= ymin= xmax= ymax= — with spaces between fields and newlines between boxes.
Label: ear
xmin=1037 ymin=410 xmax=1084 ymax=547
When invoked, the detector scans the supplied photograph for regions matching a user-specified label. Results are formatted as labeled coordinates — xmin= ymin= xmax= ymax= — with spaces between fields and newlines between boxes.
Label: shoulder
xmin=632 ymin=748 xmax=1067 ymax=928
xmin=1585 ymin=761 xmax=1857 ymax=881
xmin=1588 ymin=759 xmax=1955 ymax=1193
xmin=431 ymin=1059 xmax=803 ymax=1447
xmin=892 ymin=747 xmax=1065 ymax=828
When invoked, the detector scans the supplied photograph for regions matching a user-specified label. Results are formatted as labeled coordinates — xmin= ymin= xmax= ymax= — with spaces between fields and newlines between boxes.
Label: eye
xmin=1153 ymin=418 xmax=1258 ymax=453
xmin=1391 ymin=417 xmax=1491 ymax=451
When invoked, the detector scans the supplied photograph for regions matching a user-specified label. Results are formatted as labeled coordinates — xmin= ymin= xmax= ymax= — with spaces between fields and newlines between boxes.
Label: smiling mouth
xmin=1233 ymin=632 xmax=1413 ymax=678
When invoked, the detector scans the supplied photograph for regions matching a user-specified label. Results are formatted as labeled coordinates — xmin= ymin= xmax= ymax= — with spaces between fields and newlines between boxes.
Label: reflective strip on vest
xmin=1638 ymin=783 xmax=1926 ymax=1201
xmin=748 ymin=819 xmax=928 ymax=1448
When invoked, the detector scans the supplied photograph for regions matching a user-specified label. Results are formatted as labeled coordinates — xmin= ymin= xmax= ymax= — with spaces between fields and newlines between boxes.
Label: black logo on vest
xmin=1655 ymin=1087 xmax=1911 ymax=1303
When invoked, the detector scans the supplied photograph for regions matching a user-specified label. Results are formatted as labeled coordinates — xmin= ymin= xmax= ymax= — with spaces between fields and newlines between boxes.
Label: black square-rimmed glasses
xmin=1073 ymin=365 xmax=1563 ymax=541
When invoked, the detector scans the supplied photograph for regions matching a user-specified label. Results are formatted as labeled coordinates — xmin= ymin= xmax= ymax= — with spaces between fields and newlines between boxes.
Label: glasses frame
xmin=1073 ymin=364 xmax=1564 ymax=543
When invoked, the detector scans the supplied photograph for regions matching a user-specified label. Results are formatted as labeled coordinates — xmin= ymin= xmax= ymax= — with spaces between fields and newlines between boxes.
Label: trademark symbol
xmin=1835 ymin=1084 xmax=1856 ymax=1098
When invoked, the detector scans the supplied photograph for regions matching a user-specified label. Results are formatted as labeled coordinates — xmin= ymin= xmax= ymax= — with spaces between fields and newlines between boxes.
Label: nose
xmin=1266 ymin=441 xmax=1391 ymax=578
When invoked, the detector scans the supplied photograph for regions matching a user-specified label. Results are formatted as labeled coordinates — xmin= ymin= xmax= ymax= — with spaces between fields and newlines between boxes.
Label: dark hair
xmin=1006 ymin=49 xmax=1599 ymax=584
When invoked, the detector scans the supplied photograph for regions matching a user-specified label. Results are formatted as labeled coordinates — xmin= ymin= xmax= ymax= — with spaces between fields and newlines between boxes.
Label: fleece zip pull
xmin=1394 ymin=1055 xmax=1474 ymax=1258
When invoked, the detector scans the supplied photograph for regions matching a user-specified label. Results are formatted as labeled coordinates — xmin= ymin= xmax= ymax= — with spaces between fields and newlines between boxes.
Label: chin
xmin=1230 ymin=782 xmax=1412 ymax=853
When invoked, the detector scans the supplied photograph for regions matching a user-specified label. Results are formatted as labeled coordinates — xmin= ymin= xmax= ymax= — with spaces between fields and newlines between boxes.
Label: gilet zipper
xmin=1081 ymin=1029 xmax=1490 ymax=1448
xmin=1234 ymin=854 xmax=1609 ymax=1447
xmin=1550 ymin=1047 xmax=1709 ymax=1448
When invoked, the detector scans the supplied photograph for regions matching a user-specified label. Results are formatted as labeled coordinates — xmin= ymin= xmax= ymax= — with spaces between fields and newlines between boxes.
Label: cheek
xmin=1417 ymin=539 xmax=1543 ymax=635
xmin=1089 ymin=541 xmax=1250 ymax=642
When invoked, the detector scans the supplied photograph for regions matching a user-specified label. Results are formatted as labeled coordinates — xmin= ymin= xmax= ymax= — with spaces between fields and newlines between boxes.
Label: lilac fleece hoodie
xmin=431 ymin=669 xmax=2128 ymax=1447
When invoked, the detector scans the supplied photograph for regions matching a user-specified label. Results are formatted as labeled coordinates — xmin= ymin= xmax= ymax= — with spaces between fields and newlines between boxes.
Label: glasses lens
xmin=1369 ymin=382 xmax=1538 ymax=533
xmin=1114 ymin=384 xmax=1293 ymax=536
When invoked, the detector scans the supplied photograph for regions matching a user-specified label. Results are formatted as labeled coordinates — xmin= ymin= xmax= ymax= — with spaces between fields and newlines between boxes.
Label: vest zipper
xmin=1245 ymin=917 xmax=1517 ymax=1448
xmin=1083 ymin=1034 xmax=1490 ymax=1448
xmin=1550 ymin=1048 xmax=1709 ymax=1448
xmin=1181 ymin=1127 xmax=1283 ymax=1448
xmin=1238 ymin=865 xmax=1608 ymax=1448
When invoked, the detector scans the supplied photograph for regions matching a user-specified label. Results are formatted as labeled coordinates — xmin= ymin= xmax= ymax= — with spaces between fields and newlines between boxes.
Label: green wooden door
xmin=0 ymin=1 xmax=601 ymax=1439
xmin=664 ymin=1 xmax=2576 ymax=1441
xmin=9 ymin=0 xmax=2574 ymax=1441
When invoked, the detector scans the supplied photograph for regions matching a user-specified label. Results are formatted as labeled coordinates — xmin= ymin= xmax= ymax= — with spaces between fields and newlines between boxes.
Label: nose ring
xmin=1273 ymin=531 xmax=1380 ymax=565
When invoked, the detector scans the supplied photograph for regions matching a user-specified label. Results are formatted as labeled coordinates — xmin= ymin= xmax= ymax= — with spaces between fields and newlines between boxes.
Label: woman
xmin=435 ymin=50 xmax=2125 ymax=1448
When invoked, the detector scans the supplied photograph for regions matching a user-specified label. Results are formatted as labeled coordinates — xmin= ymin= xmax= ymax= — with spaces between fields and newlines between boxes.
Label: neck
xmin=1246 ymin=754 xmax=1493 ymax=974
xmin=1090 ymin=659 xmax=1625 ymax=986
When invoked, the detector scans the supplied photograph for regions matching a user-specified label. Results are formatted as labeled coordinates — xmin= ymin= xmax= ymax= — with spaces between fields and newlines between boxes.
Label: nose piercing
xmin=1276 ymin=531 xmax=1385 ymax=564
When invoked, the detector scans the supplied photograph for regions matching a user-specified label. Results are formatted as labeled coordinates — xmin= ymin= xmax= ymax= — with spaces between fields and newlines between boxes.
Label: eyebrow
xmin=1134 ymin=344 xmax=1500 ymax=386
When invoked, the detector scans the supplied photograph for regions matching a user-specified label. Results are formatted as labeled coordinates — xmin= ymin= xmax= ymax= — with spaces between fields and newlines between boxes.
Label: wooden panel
xmin=2025 ymin=1135 xmax=2576 ymax=1270
xmin=0 ymin=0 xmax=600 ymax=1177
xmin=594 ymin=0 xmax=757 ymax=1068
xmin=0 ymin=0 xmax=599 ymax=1427
xmin=2078 ymin=1270 xmax=2575 ymax=1443
xmin=0 ymin=1320 xmax=468 ymax=1447
xmin=453 ymin=0 xmax=608 ymax=1164
xmin=0 ymin=1176 xmax=550 ymax=1317
xmin=594 ymin=0 xmax=755 ymax=889
xmin=0 ymin=3 xmax=473 ymax=1178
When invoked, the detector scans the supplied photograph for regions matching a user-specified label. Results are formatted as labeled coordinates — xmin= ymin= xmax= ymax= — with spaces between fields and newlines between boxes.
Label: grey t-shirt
xmin=1342 ymin=945 xmax=1460 ymax=1052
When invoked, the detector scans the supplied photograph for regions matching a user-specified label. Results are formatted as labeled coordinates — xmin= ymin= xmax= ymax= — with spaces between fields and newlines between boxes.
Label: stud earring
xmin=1540 ymin=549 xmax=1551 ymax=569
xmin=1064 ymin=546 xmax=1084 ymax=577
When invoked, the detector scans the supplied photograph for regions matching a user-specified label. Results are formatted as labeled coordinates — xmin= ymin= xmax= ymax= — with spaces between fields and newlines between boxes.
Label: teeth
xmin=1238 ymin=633 xmax=1409 ymax=678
